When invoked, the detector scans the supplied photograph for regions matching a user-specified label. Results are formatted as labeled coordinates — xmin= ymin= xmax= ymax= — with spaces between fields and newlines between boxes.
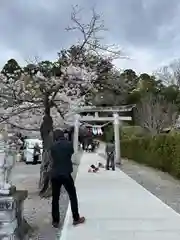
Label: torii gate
xmin=73 ymin=105 xmax=135 ymax=164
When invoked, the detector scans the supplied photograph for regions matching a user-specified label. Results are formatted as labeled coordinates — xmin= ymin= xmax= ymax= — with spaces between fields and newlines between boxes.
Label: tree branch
xmin=6 ymin=121 xmax=39 ymax=131
xmin=51 ymin=6 xmax=112 ymax=101
xmin=0 ymin=104 xmax=43 ymax=123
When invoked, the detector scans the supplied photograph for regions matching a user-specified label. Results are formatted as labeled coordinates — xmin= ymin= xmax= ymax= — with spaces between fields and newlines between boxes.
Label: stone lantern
xmin=0 ymin=133 xmax=29 ymax=239
xmin=0 ymin=133 xmax=16 ymax=195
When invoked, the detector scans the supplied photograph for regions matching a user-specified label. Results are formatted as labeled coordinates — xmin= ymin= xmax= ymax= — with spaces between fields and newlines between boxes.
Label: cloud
xmin=0 ymin=0 xmax=180 ymax=73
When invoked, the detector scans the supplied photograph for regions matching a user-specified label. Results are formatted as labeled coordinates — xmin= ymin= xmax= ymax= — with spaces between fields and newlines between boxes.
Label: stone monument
xmin=0 ymin=134 xmax=16 ymax=195
xmin=0 ymin=133 xmax=29 ymax=239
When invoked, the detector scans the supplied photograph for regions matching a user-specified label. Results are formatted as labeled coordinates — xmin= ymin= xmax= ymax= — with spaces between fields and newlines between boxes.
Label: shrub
xmin=121 ymin=134 xmax=180 ymax=178
xmin=103 ymin=125 xmax=146 ymax=142
xmin=120 ymin=126 xmax=147 ymax=140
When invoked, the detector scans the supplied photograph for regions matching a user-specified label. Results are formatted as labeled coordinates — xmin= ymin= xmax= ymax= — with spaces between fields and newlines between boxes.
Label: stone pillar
xmin=73 ymin=114 xmax=80 ymax=154
xmin=95 ymin=112 xmax=99 ymax=118
xmin=113 ymin=113 xmax=121 ymax=164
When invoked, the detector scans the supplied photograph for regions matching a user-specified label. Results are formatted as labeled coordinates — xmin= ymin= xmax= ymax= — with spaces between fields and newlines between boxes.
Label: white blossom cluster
xmin=0 ymin=63 xmax=97 ymax=131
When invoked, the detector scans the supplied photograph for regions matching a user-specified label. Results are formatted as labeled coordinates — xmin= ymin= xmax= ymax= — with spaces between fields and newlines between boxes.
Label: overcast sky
xmin=0 ymin=0 xmax=180 ymax=73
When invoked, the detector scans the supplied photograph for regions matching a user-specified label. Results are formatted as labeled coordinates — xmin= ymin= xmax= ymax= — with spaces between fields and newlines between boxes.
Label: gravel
xmin=120 ymin=158 xmax=180 ymax=214
xmin=98 ymin=151 xmax=180 ymax=215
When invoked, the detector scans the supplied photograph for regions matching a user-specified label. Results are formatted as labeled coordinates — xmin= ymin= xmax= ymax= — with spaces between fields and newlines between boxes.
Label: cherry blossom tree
xmin=0 ymin=62 xmax=96 ymax=194
xmin=0 ymin=6 xmax=122 ymax=196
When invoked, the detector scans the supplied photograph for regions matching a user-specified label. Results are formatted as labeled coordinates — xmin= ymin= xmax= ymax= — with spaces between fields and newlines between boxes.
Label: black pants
xmin=82 ymin=141 xmax=85 ymax=150
xmin=33 ymin=155 xmax=39 ymax=164
xmin=106 ymin=152 xmax=115 ymax=170
xmin=51 ymin=174 xmax=80 ymax=223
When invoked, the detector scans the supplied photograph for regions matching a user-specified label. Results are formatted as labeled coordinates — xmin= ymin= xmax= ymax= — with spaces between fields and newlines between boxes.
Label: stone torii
xmin=73 ymin=105 xmax=135 ymax=164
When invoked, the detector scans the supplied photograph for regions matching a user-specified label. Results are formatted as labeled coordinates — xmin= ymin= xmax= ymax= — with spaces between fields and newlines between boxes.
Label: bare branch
xmin=6 ymin=122 xmax=39 ymax=131
xmin=135 ymin=94 xmax=177 ymax=134
xmin=51 ymin=6 xmax=123 ymax=101
xmin=155 ymin=59 xmax=180 ymax=87
xmin=25 ymin=55 xmax=42 ymax=66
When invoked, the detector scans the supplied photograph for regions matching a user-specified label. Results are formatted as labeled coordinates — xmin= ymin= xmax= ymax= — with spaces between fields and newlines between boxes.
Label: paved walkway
xmin=59 ymin=149 xmax=180 ymax=240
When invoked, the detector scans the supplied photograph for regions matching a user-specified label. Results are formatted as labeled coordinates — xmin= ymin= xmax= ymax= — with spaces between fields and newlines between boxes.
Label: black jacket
xmin=33 ymin=145 xmax=41 ymax=156
xmin=50 ymin=139 xmax=74 ymax=178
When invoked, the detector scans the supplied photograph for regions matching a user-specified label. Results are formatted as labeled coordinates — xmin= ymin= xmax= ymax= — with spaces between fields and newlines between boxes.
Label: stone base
xmin=0 ymin=190 xmax=29 ymax=240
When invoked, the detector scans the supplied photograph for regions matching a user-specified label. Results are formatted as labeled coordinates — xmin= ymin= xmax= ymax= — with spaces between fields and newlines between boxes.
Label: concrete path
xmin=59 ymin=150 xmax=180 ymax=239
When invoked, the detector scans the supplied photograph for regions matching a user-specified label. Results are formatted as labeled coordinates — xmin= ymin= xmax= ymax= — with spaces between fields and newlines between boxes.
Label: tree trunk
xmin=39 ymin=142 xmax=53 ymax=198
xmin=39 ymin=96 xmax=54 ymax=198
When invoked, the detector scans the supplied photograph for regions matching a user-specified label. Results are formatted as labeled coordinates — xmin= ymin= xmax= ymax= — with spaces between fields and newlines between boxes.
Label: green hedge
xmin=102 ymin=125 xmax=146 ymax=142
xmin=121 ymin=133 xmax=180 ymax=178
xmin=102 ymin=125 xmax=114 ymax=142
xmin=120 ymin=126 xmax=146 ymax=140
